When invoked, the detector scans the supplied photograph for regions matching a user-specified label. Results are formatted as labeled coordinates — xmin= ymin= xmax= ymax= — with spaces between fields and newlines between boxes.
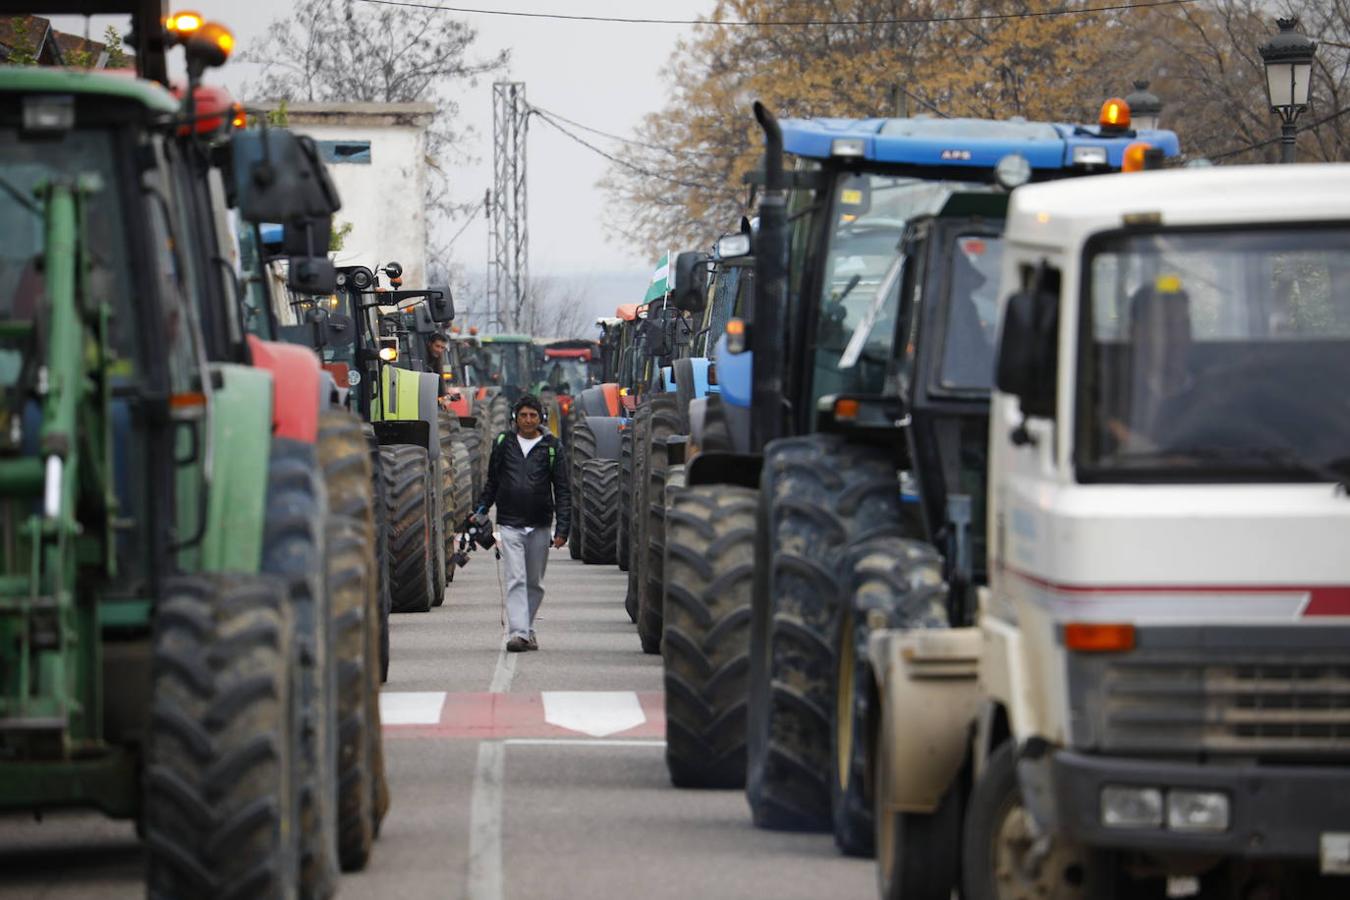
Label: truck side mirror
xmin=995 ymin=267 xmax=1059 ymax=419
xmin=428 ymin=286 xmax=455 ymax=323
xmin=230 ymin=130 xmax=341 ymax=223
xmin=672 ymin=251 xmax=708 ymax=313
xmin=288 ymin=256 xmax=337 ymax=296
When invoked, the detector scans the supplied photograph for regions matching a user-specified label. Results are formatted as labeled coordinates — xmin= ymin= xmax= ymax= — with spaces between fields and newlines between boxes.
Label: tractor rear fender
xmin=198 ymin=363 xmax=273 ymax=573
xmin=577 ymin=385 xmax=613 ymax=418
xmin=246 ymin=335 xmax=320 ymax=443
xmin=867 ymin=627 xmax=982 ymax=814
xmin=580 ymin=415 xmax=624 ymax=460
xmin=684 ymin=450 xmax=761 ymax=489
xmin=372 ymin=420 xmax=431 ymax=450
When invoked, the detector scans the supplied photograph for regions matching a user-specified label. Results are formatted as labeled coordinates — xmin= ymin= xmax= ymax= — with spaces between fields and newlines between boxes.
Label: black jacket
xmin=477 ymin=431 xmax=571 ymax=537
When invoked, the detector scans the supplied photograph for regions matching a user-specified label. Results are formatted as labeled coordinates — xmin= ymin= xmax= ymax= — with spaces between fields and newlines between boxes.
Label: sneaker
xmin=506 ymin=636 xmax=529 ymax=653
xmin=527 ymin=632 xmax=539 ymax=651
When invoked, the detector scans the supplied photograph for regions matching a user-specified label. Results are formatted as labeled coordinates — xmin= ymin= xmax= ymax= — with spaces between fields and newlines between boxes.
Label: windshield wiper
xmin=0 ymin=174 xmax=40 ymax=217
xmin=839 ymin=260 xmax=902 ymax=370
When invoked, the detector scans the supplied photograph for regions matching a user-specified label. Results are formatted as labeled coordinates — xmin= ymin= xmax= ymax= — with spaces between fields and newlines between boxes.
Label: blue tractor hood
xmin=780 ymin=116 xmax=1180 ymax=170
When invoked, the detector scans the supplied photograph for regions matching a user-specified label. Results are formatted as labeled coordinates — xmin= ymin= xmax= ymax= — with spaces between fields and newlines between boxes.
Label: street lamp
xmin=1124 ymin=80 xmax=1163 ymax=132
xmin=1258 ymin=17 xmax=1317 ymax=164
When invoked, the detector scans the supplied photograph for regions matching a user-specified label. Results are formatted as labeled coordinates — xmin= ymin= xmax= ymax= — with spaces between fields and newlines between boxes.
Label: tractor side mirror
xmin=715 ymin=233 xmax=752 ymax=260
xmin=283 ymin=216 xmax=331 ymax=257
xmin=428 ymin=286 xmax=455 ymax=323
xmin=288 ymin=256 xmax=337 ymax=296
xmin=413 ymin=304 xmax=437 ymax=334
xmin=229 ymin=130 xmax=341 ymax=223
xmin=994 ymin=269 xmax=1059 ymax=419
xmin=672 ymin=251 xmax=708 ymax=313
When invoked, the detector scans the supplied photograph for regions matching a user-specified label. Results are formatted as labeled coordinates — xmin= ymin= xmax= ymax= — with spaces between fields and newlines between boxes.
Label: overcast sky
xmin=59 ymin=0 xmax=716 ymax=295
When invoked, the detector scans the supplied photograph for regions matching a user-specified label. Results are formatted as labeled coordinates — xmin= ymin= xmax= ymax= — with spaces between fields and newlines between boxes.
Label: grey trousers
xmin=499 ymin=525 xmax=551 ymax=639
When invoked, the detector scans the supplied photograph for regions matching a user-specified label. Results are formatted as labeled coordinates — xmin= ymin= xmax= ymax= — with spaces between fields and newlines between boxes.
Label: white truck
xmin=870 ymin=164 xmax=1350 ymax=899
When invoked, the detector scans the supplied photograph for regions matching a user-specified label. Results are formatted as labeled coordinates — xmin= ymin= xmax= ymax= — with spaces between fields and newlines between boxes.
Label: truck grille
xmin=1070 ymin=643 xmax=1350 ymax=756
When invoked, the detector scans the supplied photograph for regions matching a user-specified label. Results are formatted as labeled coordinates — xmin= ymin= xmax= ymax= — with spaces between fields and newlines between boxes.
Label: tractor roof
xmin=780 ymin=116 xmax=1180 ymax=171
xmin=0 ymin=65 xmax=178 ymax=114
xmin=615 ymin=303 xmax=640 ymax=321
xmin=479 ymin=334 xmax=533 ymax=343
xmin=1005 ymin=164 xmax=1350 ymax=251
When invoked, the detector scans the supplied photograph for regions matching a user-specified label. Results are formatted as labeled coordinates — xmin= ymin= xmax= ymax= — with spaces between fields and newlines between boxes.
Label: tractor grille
xmin=1069 ymin=636 xmax=1350 ymax=756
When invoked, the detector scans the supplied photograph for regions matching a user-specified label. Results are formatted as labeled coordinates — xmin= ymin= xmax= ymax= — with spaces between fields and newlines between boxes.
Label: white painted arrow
xmin=541 ymin=691 xmax=646 ymax=738
xmin=380 ymin=691 xmax=447 ymax=725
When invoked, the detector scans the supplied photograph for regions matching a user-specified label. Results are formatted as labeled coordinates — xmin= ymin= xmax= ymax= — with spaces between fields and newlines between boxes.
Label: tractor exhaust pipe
xmin=751 ymin=101 xmax=786 ymax=451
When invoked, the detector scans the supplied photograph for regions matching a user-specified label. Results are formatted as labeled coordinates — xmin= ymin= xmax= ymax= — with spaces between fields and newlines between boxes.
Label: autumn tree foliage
xmin=604 ymin=0 xmax=1350 ymax=254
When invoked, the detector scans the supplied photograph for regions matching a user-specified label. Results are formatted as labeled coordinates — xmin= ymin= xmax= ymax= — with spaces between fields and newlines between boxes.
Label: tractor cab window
xmin=1080 ymin=227 xmax=1350 ymax=480
xmin=545 ymin=357 xmax=588 ymax=394
xmin=0 ymin=126 xmax=136 ymax=360
xmin=937 ymin=234 xmax=1004 ymax=391
xmin=812 ymin=176 xmax=974 ymax=406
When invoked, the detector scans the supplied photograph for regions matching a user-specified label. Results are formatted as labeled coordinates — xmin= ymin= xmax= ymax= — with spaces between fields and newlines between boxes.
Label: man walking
xmin=476 ymin=395 xmax=570 ymax=652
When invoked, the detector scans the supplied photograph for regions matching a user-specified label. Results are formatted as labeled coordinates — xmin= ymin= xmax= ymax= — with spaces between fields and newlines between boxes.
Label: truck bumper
xmin=1034 ymin=749 xmax=1350 ymax=863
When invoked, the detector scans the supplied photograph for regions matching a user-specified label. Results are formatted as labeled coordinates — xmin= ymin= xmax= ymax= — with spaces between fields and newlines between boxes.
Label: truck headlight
xmin=1166 ymin=790 xmax=1230 ymax=833
xmin=1100 ymin=785 xmax=1163 ymax=828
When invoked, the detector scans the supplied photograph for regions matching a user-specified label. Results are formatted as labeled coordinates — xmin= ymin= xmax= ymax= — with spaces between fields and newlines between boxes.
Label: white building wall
xmin=275 ymin=105 xmax=434 ymax=288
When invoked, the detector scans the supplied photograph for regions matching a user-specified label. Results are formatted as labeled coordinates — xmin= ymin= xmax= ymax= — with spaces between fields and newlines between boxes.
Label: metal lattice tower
xmin=488 ymin=82 xmax=529 ymax=333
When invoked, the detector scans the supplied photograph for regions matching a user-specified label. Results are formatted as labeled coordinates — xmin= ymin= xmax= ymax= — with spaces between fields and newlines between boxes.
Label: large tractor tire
xmin=435 ymin=411 xmax=463 ymax=598
xmin=625 ymin=404 xmax=652 ymax=626
xmin=746 ymin=435 xmax=902 ymax=832
xmin=569 ymin=416 xmax=598 ymax=560
xmin=579 ymin=458 xmax=619 ymax=564
xmin=144 ymin=574 xmax=298 ymax=900
xmin=661 ymin=485 xmax=757 ymax=788
xmin=364 ymin=425 xmax=392 ymax=684
xmin=457 ymin=426 xmax=485 ymax=501
xmin=263 ymin=440 xmax=339 ymax=899
xmin=474 ymin=404 xmax=496 ymax=489
xmin=833 ymin=537 xmax=947 ymax=858
xmin=637 ymin=393 xmax=681 ymax=655
xmin=702 ymin=393 xmax=734 ymax=452
xmin=488 ymin=392 xmax=511 ymax=437
xmin=325 ymin=517 xmax=376 ymax=871
xmin=541 ymin=389 xmax=564 ymax=439
xmin=617 ymin=427 xmax=632 ymax=572
xmin=381 ymin=444 xmax=437 ymax=614
xmin=317 ymin=411 xmax=386 ymax=870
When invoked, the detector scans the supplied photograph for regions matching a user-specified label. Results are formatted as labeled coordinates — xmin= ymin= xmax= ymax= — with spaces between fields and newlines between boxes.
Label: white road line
xmin=541 ymin=691 xmax=646 ymax=737
xmin=378 ymin=691 xmax=446 ymax=725
xmin=465 ymin=740 xmax=505 ymax=900
xmin=488 ymin=644 xmax=517 ymax=694
xmin=468 ymin=643 xmax=516 ymax=900
xmin=504 ymin=739 xmax=666 ymax=748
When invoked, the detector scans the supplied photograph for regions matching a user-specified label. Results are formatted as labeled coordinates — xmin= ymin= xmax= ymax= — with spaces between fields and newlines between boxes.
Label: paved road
xmin=0 ymin=548 xmax=875 ymax=899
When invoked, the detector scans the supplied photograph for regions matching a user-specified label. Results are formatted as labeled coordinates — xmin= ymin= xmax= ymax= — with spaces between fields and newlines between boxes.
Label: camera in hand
xmin=463 ymin=511 xmax=496 ymax=550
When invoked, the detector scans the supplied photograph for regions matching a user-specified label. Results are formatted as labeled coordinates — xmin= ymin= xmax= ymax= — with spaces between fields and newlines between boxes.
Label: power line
xmin=526 ymin=102 xmax=720 ymax=158
xmin=353 ymin=0 xmax=1197 ymax=27
xmin=529 ymin=108 xmax=730 ymax=194
xmin=1207 ymin=104 xmax=1350 ymax=162
xmin=443 ymin=197 xmax=485 ymax=249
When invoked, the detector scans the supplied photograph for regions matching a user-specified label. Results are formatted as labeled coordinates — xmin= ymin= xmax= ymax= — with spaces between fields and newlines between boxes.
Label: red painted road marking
xmin=382 ymin=691 xmax=665 ymax=740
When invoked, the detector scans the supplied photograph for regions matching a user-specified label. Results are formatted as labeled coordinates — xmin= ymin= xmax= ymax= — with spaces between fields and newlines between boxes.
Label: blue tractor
xmin=658 ymin=106 xmax=1180 ymax=844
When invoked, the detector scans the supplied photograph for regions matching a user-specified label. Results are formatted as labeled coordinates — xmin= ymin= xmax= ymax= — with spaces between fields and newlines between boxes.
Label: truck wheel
xmin=570 ymin=417 xmax=597 ymax=560
xmin=617 ymin=427 xmax=632 ymax=572
xmin=876 ymin=731 xmax=964 ymax=900
xmin=144 ymin=574 xmax=298 ymax=900
xmin=626 ymin=404 xmax=651 ymax=626
xmin=833 ymin=536 xmax=948 ymax=857
xmin=638 ymin=394 xmax=681 ymax=655
xmin=963 ymin=742 xmax=1140 ymax=900
xmin=580 ymin=458 xmax=620 ymax=564
xmin=264 ymin=440 xmax=339 ymax=898
xmin=382 ymin=444 xmax=437 ymax=614
xmin=662 ymin=485 xmax=756 ymax=788
xmin=325 ymin=516 xmax=376 ymax=871
xmin=364 ymin=426 xmax=391 ymax=683
xmin=747 ymin=435 xmax=902 ymax=831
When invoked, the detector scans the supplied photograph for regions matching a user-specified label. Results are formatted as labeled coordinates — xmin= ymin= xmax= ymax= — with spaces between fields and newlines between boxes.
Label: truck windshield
xmin=938 ymin=234 xmax=1004 ymax=391
xmin=1079 ymin=227 xmax=1350 ymax=477
xmin=0 ymin=127 xmax=134 ymax=357
xmin=811 ymin=176 xmax=977 ymax=404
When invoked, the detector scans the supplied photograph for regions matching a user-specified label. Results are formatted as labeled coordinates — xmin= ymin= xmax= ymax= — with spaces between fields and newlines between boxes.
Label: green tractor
xmin=0 ymin=9 xmax=384 ymax=897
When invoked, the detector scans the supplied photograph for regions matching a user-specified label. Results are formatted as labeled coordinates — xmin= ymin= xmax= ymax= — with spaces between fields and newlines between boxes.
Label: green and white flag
xmin=643 ymin=251 xmax=672 ymax=302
